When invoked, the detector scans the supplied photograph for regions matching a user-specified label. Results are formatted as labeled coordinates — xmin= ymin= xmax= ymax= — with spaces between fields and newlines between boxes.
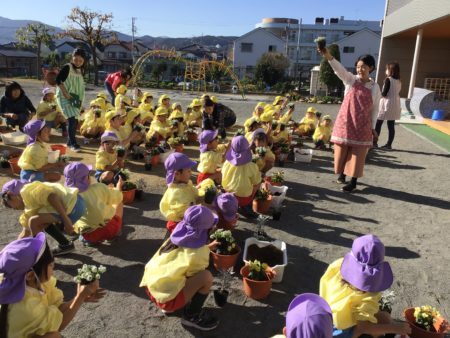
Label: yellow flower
xmin=262 ymin=263 xmax=269 ymax=270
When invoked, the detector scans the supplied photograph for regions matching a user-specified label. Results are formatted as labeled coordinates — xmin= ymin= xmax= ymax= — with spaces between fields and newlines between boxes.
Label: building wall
xmin=104 ymin=45 xmax=132 ymax=60
xmin=377 ymin=37 xmax=450 ymax=97
xmin=233 ymin=29 xmax=285 ymax=79
xmin=336 ymin=31 xmax=381 ymax=71
xmin=0 ymin=56 xmax=37 ymax=77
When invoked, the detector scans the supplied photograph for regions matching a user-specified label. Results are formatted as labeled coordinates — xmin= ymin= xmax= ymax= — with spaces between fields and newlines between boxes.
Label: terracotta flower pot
xmin=122 ymin=189 xmax=136 ymax=205
xmin=51 ymin=144 xmax=67 ymax=156
xmin=404 ymin=308 xmax=446 ymax=338
xmin=210 ymin=246 xmax=241 ymax=271
xmin=187 ymin=132 xmax=198 ymax=143
xmin=151 ymin=154 xmax=159 ymax=166
xmin=8 ymin=157 xmax=21 ymax=175
xmin=240 ymin=264 xmax=274 ymax=300
xmin=252 ymin=195 xmax=273 ymax=214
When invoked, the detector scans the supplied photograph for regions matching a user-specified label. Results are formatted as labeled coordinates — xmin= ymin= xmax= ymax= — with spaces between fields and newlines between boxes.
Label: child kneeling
xmin=140 ymin=205 xmax=219 ymax=331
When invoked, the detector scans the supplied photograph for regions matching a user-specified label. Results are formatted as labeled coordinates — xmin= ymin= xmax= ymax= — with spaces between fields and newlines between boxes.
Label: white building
xmin=233 ymin=17 xmax=382 ymax=81
xmin=233 ymin=28 xmax=285 ymax=79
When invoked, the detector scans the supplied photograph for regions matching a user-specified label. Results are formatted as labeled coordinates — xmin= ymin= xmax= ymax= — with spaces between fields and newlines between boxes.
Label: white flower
xmin=77 ymin=268 xmax=83 ymax=274
xmin=82 ymin=264 xmax=88 ymax=270
xmin=86 ymin=274 xmax=93 ymax=282
xmin=74 ymin=276 xmax=81 ymax=283
xmin=95 ymin=274 xmax=101 ymax=280
xmin=98 ymin=265 xmax=107 ymax=273
xmin=91 ymin=266 xmax=98 ymax=273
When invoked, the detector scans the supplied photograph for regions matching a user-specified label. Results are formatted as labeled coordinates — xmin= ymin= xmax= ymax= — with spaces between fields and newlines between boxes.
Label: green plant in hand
xmin=255 ymin=146 xmax=267 ymax=158
xmin=210 ymin=229 xmax=237 ymax=255
xmin=74 ymin=264 xmax=106 ymax=284
xmin=115 ymin=145 xmax=126 ymax=158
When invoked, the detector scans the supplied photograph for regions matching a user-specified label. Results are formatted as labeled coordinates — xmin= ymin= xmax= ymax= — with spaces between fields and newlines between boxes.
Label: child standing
xmin=197 ymin=130 xmax=227 ymax=184
xmin=36 ymin=87 xmax=67 ymax=137
xmin=19 ymin=120 xmax=65 ymax=182
xmin=320 ymin=234 xmax=411 ymax=338
xmin=0 ymin=81 xmax=36 ymax=131
xmin=0 ymin=233 xmax=104 ymax=338
xmin=95 ymin=131 xmax=125 ymax=183
xmin=375 ymin=62 xmax=401 ymax=149
xmin=64 ymin=162 xmax=124 ymax=245
xmin=313 ymin=115 xmax=333 ymax=150
xmin=140 ymin=205 xmax=219 ymax=331
xmin=222 ymin=135 xmax=261 ymax=218
xmin=1 ymin=179 xmax=84 ymax=256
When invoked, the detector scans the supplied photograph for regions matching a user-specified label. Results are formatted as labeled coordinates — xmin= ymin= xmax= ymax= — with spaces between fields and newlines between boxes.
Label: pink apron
xmin=331 ymin=81 xmax=373 ymax=147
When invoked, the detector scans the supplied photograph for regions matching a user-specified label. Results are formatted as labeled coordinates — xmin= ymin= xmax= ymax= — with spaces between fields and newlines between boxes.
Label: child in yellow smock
xmin=296 ymin=106 xmax=318 ymax=137
xmin=160 ymin=152 xmax=199 ymax=233
xmin=95 ymin=131 xmax=125 ymax=184
xmin=36 ymin=87 xmax=67 ymax=136
xmin=169 ymin=103 xmax=186 ymax=137
xmin=123 ymin=109 xmax=145 ymax=154
xmin=140 ymin=205 xmax=219 ymax=331
xmin=157 ymin=94 xmax=172 ymax=113
xmin=139 ymin=91 xmax=154 ymax=125
xmin=222 ymin=135 xmax=261 ymax=218
xmin=105 ymin=110 xmax=136 ymax=147
xmin=185 ymin=99 xmax=203 ymax=127
xmin=18 ymin=120 xmax=65 ymax=183
xmin=63 ymin=162 xmax=124 ymax=245
xmin=80 ymin=98 xmax=106 ymax=141
xmin=146 ymin=107 xmax=173 ymax=143
xmin=114 ymin=84 xmax=130 ymax=109
xmin=0 ymin=233 xmax=104 ymax=338
xmin=97 ymin=91 xmax=114 ymax=111
xmin=1 ymin=179 xmax=85 ymax=255
xmin=320 ymin=234 xmax=411 ymax=338
xmin=313 ymin=115 xmax=333 ymax=150
xmin=197 ymin=130 xmax=228 ymax=185
xmin=251 ymin=129 xmax=275 ymax=174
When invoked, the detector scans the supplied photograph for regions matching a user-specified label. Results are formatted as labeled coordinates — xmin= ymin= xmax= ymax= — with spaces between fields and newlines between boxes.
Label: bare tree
xmin=16 ymin=23 xmax=54 ymax=79
xmin=60 ymin=7 xmax=116 ymax=85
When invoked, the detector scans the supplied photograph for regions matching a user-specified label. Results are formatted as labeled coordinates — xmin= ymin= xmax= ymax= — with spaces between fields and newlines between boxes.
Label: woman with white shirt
xmin=319 ymin=48 xmax=381 ymax=193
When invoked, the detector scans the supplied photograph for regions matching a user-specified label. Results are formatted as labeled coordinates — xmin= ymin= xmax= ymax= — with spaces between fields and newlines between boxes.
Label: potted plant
xmin=234 ymin=128 xmax=245 ymax=137
xmin=135 ymin=178 xmax=147 ymax=200
xmin=314 ymin=36 xmax=326 ymax=51
xmin=167 ymin=136 xmax=184 ymax=153
xmin=379 ymin=290 xmax=396 ymax=314
xmin=278 ymin=144 xmax=290 ymax=167
xmin=203 ymin=185 xmax=218 ymax=205
xmin=114 ymin=145 xmax=126 ymax=158
xmin=210 ymin=229 xmax=241 ymax=271
xmin=7 ymin=151 xmax=22 ymax=175
xmin=122 ymin=181 xmax=137 ymax=204
xmin=269 ymin=171 xmax=285 ymax=186
xmin=240 ymin=259 xmax=275 ymax=300
xmin=404 ymin=306 xmax=449 ymax=338
xmin=255 ymin=146 xmax=267 ymax=158
xmin=186 ymin=127 xmax=198 ymax=143
xmin=0 ymin=154 xmax=10 ymax=168
xmin=213 ymin=270 xmax=232 ymax=307
xmin=253 ymin=188 xmax=272 ymax=214
xmin=73 ymin=264 xmax=106 ymax=285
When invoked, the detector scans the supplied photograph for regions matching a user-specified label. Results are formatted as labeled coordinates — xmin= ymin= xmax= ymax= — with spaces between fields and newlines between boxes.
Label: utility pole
xmin=131 ymin=17 xmax=137 ymax=64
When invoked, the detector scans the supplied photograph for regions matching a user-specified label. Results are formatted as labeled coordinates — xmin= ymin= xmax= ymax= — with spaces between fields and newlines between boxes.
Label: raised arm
xmin=318 ymin=47 xmax=356 ymax=86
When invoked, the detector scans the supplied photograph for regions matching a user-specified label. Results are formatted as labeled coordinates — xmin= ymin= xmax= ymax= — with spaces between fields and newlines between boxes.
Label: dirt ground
xmin=1 ymin=80 xmax=449 ymax=338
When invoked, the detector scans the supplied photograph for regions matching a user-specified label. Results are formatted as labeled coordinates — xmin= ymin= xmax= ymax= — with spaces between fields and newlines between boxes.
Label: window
xmin=343 ymin=46 xmax=355 ymax=53
xmin=119 ymin=52 xmax=128 ymax=59
xmin=289 ymin=30 xmax=297 ymax=42
xmin=241 ymin=43 xmax=253 ymax=53
xmin=107 ymin=52 xmax=116 ymax=58
xmin=268 ymin=45 xmax=277 ymax=52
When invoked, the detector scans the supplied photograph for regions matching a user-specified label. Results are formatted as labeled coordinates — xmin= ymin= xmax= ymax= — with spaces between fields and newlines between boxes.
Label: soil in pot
xmin=246 ymin=244 xmax=284 ymax=267
xmin=213 ymin=289 xmax=229 ymax=307
xmin=135 ymin=189 xmax=143 ymax=200
xmin=273 ymin=211 xmax=281 ymax=221
xmin=1 ymin=160 xmax=10 ymax=168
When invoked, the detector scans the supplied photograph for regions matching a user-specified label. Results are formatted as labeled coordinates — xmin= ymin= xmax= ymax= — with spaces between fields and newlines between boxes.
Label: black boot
xmin=336 ymin=173 xmax=346 ymax=184
xmin=181 ymin=293 xmax=218 ymax=331
xmin=342 ymin=177 xmax=357 ymax=193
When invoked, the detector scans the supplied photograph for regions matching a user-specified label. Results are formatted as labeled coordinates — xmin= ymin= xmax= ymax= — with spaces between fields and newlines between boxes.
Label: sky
xmin=2 ymin=0 xmax=386 ymax=37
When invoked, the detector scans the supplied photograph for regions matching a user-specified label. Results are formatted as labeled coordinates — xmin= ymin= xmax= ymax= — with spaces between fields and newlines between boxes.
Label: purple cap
xmin=101 ymin=131 xmax=120 ymax=143
xmin=214 ymin=193 xmax=238 ymax=222
xmin=286 ymin=293 xmax=333 ymax=338
xmin=0 ymin=233 xmax=47 ymax=304
xmin=225 ymin=135 xmax=252 ymax=166
xmin=199 ymin=130 xmax=218 ymax=153
xmin=171 ymin=205 xmax=218 ymax=249
xmin=1 ymin=179 xmax=27 ymax=196
xmin=63 ymin=162 xmax=93 ymax=193
xmin=164 ymin=152 xmax=196 ymax=185
xmin=340 ymin=234 xmax=393 ymax=292
xmin=23 ymin=120 xmax=46 ymax=145
xmin=251 ymin=128 xmax=266 ymax=143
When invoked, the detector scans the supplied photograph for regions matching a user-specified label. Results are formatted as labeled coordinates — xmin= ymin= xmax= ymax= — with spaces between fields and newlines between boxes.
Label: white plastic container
xmin=1 ymin=132 xmax=28 ymax=145
xmin=294 ymin=148 xmax=313 ymax=163
xmin=159 ymin=149 xmax=175 ymax=163
xmin=47 ymin=150 xmax=60 ymax=163
xmin=243 ymin=237 xmax=288 ymax=283
xmin=266 ymin=184 xmax=288 ymax=211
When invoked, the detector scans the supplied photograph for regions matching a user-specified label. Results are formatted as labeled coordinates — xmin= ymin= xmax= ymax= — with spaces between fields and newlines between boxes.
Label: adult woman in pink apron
xmin=319 ymin=48 xmax=381 ymax=193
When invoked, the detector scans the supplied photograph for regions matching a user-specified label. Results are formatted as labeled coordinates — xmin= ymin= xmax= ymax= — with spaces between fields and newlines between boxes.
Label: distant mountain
xmin=0 ymin=16 xmax=238 ymax=50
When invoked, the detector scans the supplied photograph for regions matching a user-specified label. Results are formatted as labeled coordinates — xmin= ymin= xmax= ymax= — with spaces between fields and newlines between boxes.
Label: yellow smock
xmin=105 ymin=127 xmax=128 ymax=143
xmin=18 ymin=142 xmax=49 ymax=171
xmin=19 ymin=181 xmax=79 ymax=228
xmin=279 ymin=111 xmax=292 ymax=124
xmin=197 ymin=144 xmax=226 ymax=174
xmin=140 ymin=242 xmax=210 ymax=303
xmin=95 ymin=149 xmax=117 ymax=171
xmin=75 ymin=183 xmax=123 ymax=234
xmin=221 ymin=161 xmax=260 ymax=197
xmin=255 ymin=149 xmax=275 ymax=171
xmin=36 ymin=100 xmax=61 ymax=121
xmin=6 ymin=277 xmax=63 ymax=338
xmin=319 ymin=258 xmax=381 ymax=330
xmin=159 ymin=181 xmax=198 ymax=222
xmin=272 ymin=130 xmax=289 ymax=144
xmin=146 ymin=120 xmax=171 ymax=140
xmin=114 ymin=93 xmax=130 ymax=108
xmin=184 ymin=110 xmax=202 ymax=126
xmin=313 ymin=125 xmax=332 ymax=143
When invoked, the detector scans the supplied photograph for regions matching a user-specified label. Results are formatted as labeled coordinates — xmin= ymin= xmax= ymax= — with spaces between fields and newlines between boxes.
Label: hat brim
xmin=288 ymin=293 xmax=331 ymax=314
xmin=340 ymin=252 xmax=393 ymax=292
xmin=225 ymin=148 xmax=252 ymax=166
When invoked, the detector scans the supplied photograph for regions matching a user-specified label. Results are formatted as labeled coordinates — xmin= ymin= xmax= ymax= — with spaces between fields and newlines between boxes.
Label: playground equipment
xmin=131 ymin=49 xmax=245 ymax=98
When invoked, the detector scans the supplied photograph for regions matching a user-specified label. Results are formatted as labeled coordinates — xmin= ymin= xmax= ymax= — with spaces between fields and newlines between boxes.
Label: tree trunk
xmin=37 ymin=41 xmax=41 ymax=80
xmin=91 ymin=45 xmax=99 ymax=86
